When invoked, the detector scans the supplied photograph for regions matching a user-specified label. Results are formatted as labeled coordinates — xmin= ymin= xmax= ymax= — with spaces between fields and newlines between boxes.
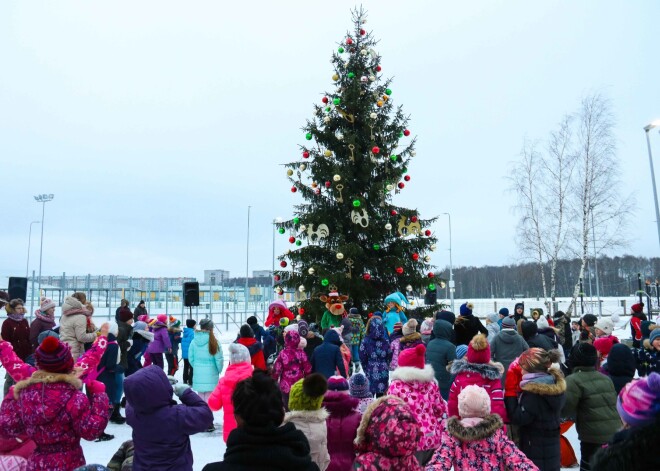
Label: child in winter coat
xmin=387 ymin=344 xmax=447 ymax=466
xmin=166 ymin=317 xmax=182 ymax=375
xmin=359 ymin=317 xmax=391 ymax=396
xmin=390 ymin=319 xmax=423 ymax=370
xmin=448 ymin=334 xmax=507 ymax=422
xmin=347 ymin=309 xmax=366 ymax=369
xmin=311 ymin=329 xmax=347 ymax=379
xmin=353 ymin=395 xmax=422 ymax=470
xmin=182 ymin=319 xmax=196 ymax=385
xmin=349 ymin=372 xmax=374 ymax=414
xmin=107 ymin=440 xmax=134 ymax=471
xmin=236 ymin=324 xmax=267 ymax=370
xmin=0 ymin=336 xmax=110 ymax=471
xmin=208 ymin=343 xmax=254 ymax=442
xmin=590 ymin=372 xmax=660 ymax=471
xmin=485 ymin=313 xmax=500 ymax=342
xmin=323 ymin=376 xmax=361 ymax=471
xmin=332 ymin=326 xmax=352 ymax=375
xmin=97 ymin=321 xmax=126 ymax=428
xmin=420 ymin=317 xmax=434 ymax=344
xmin=425 ymin=319 xmax=456 ymax=400
xmin=426 ymin=385 xmax=538 ymax=471
xmin=636 ymin=328 xmax=660 ymax=376
xmin=272 ymin=330 xmax=312 ymax=407
xmin=283 ymin=374 xmax=331 ymax=471
xmin=189 ymin=319 xmax=225 ymax=403
xmin=144 ymin=314 xmax=172 ymax=370
xmin=509 ymin=348 xmax=566 ymax=471
xmin=124 ymin=365 xmax=213 ymax=471
xmin=561 ymin=342 xmax=621 ymax=470
xmin=126 ymin=321 xmax=153 ymax=376
xmin=629 ymin=303 xmax=646 ymax=348
xmin=600 ymin=343 xmax=636 ymax=394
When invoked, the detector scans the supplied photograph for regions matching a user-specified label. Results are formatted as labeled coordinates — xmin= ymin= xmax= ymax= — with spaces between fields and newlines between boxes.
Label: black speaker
xmin=183 ymin=282 xmax=200 ymax=307
xmin=8 ymin=277 xmax=28 ymax=302
xmin=424 ymin=287 xmax=437 ymax=306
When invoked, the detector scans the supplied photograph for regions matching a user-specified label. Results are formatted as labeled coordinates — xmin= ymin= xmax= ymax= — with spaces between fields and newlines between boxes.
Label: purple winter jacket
xmin=125 ymin=366 xmax=213 ymax=471
xmin=145 ymin=322 xmax=171 ymax=354
xmin=322 ymin=391 xmax=361 ymax=471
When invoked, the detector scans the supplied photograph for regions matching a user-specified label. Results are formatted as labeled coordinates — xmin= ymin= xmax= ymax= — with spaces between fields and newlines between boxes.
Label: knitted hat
xmin=35 ymin=336 xmax=74 ymax=373
xmin=582 ymin=314 xmax=598 ymax=327
xmin=502 ymin=317 xmax=516 ymax=329
xmin=458 ymin=385 xmax=491 ymax=419
xmin=185 ymin=319 xmax=196 ymax=328
xmin=157 ymin=314 xmax=168 ymax=324
xmin=288 ymin=374 xmax=328 ymax=411
xmin=279 ymin=317 xmax=290 ymax=327
xmin=138 ymin=300 xmax=145 ymax=305
xmin=420 ymin=318 xmax=434 ymax=335
xmin=456 ymin=344 xmax=468 ymax=359
xmin=486 ymin=313 xmax=499 ymax=324
xmin=37 ymin=330 xmax=59 ymax=344
xmin=240 ymin=324 xmax=254 ymax=338
xmin=595 ymin=318 xmax=614 ymax=336
xmin=518 ymin=348 xmax=559 ymax=373
xmin=617 ymin=373 xmax=660 ymax=427
xmin=246 ymin=316 xmax=258 ymax=326
xmin=402 ymin=319 xmax=418 ymax=336
xmin=460 ymin=302 xmax=473 ymax=316
xmin=650 ymin=328 xmax=660 ymax=344
xmin=536 ymin=316 xmax=550 ymax=330
xmin=40 ymin=297 xmax=56 ymax=312
xmin=349 ymin=307 xmax=359 ymax=315
xmin=148 ymin=318 xmax=157 ymax=327
xmin=298 ymin=320 xmax=309 ymax=338
xmin=399 ymin=344 xmax=426 ymax=369
xmin=594 ymin=336 xmax=617 ymax=358
xmin=349 ymin=372 xmax=371 ymax=398
xmin=229 ymin=343 xmax=251 ymax=365
xmin=327 ymin=375 xmax=349 ymax=391
xmin=571 ymin=342 xmax=598 ymax=367
xmin=498 ymin=308 xmax=509 ymax=316
xmin=631 ymin=303 xmax=644 ymax=314
xmin=133 ymin=321 xmax=147 ymax=332
xmin=199 ymin=318 xmax=213 ymax=331
xmin=392 ymin=321 xmax=403 ymax=332
xmin=436 ymin=310 xmax=456 ymax=325
xmin=466 ymin=334 xmax=490 ymax=364
xmin=119 ymin=310 xmax=133 ymax=323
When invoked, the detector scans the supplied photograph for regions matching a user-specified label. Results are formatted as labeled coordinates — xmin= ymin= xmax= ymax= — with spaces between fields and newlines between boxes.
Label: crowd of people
xmin=0 ymin=290 xmax=659 ymax=471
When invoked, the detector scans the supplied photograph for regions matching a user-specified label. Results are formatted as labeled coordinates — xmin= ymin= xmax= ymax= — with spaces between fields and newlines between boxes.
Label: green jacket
xmin=562 ymin=366 xmax=621 ymax=444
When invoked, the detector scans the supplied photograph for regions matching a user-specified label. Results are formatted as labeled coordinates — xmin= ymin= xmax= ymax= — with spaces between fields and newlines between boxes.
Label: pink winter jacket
xmin=208 ymin=361 xmax=254 ymax=442
xmin=447 ymin=359 xmax=508 ymax=422
xmin=425 ymin=415 xmax=537 ymax=471
xmin=388 ymin=364 xmax=447 ymax=451
xmin=271 ymin=331 xmax=311 ymax=393
xmin=0 ymin=372 xmax=110 ymax=471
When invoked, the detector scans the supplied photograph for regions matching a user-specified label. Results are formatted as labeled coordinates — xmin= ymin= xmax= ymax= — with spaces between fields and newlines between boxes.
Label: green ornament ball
xmin=385 ymin=88 xmax=392 ymax=95
xmin=321 ymin=278 xmax=330 ymax=287
xmin=338 ymin=47 xmax=344 ymax=53
xmin=402 ymin=166 xmax=408 ymax=173
xmin=333 ymin=98 xmax=341 ymax=105
xmin=347 ymin=72 xmax=355 ymax=79
xmin=373 ymin=244 xmax=380 ymax=250
xmin=305 ymin=132 xmax=313 ymax=140
xmin=429 ymin=283 xmax=436 ymax=290
xmin=278 ymin=228 xmax=285 ymax=234
xmin=352 ymin=200 xmax=361 ymax=207
xmin=399 ymin=131 xmax=404 ymax=138
xmin=295 ymin=240 xmax=302 ymax=246
xmin=390 ymin=155 xmax=397 ymax=162
xmin=325 ymin=106 xmax=331 ymax=112
xmin=293 ymin=217 xmax=300 ymax=224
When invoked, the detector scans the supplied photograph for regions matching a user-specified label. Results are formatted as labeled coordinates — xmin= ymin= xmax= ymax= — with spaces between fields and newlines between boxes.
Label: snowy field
xmin=0 ymin=296 xmax=656 ymax=470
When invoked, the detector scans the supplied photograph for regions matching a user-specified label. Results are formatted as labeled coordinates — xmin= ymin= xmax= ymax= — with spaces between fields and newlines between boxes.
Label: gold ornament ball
xmin=332 ymin=73 xmax=339 ymax=81
xmin=424 ymin=255 xmax=431 ymax=262
xmin=333 ymin=174 xmax=341 ymax=182
xmin=287 ymin=169 xmax=294 ymax=176
xmin=430 ymin=244 xmax=437 ymax=251
xmin=369 ymin=75 xmax=376 ymax=82
xmin=324 ymin=149 xmax=333 ymax=157
xmin=336 ymin=252 xmax=344 ymax=260
xmin=360 ymin=49 xmax=368 ymax=55
xmin=386 ymin=184 xmax=394 ymax=191
xmin=377 ymin=100 xmax=384 ymax=107
xmin=299 ymin=164 xmax=306 ymax=171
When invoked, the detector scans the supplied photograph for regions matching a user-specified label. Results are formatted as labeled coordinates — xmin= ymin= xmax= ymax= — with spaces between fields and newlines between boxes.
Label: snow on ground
xmin=0 ymin=297 xmax=650 ymax=470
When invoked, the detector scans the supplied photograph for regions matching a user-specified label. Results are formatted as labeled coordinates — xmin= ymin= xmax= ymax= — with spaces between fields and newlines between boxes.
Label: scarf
xmin=6 ymin=312 xmax=25 ymax=322
xmin=520 ymin=371 xmax=554 ymax=388
xmin=34 ymin=309 xmax=56 ymax=325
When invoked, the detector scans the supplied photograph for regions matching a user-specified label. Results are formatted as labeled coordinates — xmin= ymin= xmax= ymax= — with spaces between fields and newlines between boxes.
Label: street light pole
xmin=34 ymin=194 xmax=54 ymax=296
xmin=644 ymin=121 xmax=660 ymax=249
xmin=26 ymin=221 xmax=41 ymax=278
xmin=442 ymin=212 xmax=454 ymax=312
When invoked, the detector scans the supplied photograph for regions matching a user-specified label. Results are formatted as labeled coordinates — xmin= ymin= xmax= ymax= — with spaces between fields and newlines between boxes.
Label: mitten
xmin=87 ymin=380 xmax=106 ymax=394
xmin=173 ymin=383 xmax=191 ymax=398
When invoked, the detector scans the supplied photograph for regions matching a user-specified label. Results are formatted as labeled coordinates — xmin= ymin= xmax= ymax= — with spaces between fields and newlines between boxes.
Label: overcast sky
xmin=1 ymin=1 xmax=658 ymax=283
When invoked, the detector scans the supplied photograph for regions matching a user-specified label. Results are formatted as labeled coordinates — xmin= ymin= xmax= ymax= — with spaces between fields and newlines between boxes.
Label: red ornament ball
xmin=325 ymin=181 xmax=331 ymax=188
xmin=425 ymin=229 xmax=432 ymax=236
xmin=403 ymin=129 xmax=411 ymax=136
xmin=368 ymin=312 xmax=374 ymax=318
xmin=322 ymin=96 xmax=329 ymax=104
xmin=346 ymin=37 xmax=353 ymax=45
xmin=302 ymin=151 xmax=310 ymax=159
xmin=428 ymin=272 xmax=435 ymax=278
xmin=288 ymin=236 xmax=295 ymax=244
xmin=404 ymin=175 xmax=411 ymax=182
xmin=375 ymin=65 xmax=382 ymax=72
xmin=291 ymin=186 xmax=297 ymax=193
xmin=363 ymin=273 xmax=371 ymax=280
xmin=390 ymin=209 xmax=398 ymax=216
xmin=412 ymin=253 xmax=419 ymax=261
xmin=280 ymin=261 xmax=287 ymax=268
xmin=398 ymin=182 xmax=405 ymax=189
xmin=372 ymin=146 xmax=380 ymax=154
xmin=410 ymin=215 xmax=418 ymax=223
xmin=360 ymin=29 xmax=366 ymax=35
xmin=274 ymin=275 xmax=281 ymax=281
xmin=395 ymin=267 xmax=404 ymax=275
xmin=299 ymin=308 xmax=305 ymax=316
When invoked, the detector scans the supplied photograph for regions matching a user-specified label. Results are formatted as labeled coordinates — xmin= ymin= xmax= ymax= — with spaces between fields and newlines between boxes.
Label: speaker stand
xmin=188 ymin=306 xmax=193 ymax=320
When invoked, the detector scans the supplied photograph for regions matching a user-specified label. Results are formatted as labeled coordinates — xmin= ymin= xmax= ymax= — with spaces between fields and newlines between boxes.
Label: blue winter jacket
xmin=188 ymin=331 xmax=225 ymax=393
xmin=181 ymin=327 xmax=195 ymax=360
xmin=311 ymin=330 xmax=347 ymax=379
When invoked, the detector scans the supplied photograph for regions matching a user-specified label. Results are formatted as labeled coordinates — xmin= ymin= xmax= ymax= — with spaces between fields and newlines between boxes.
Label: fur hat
xmin=349 ymin=372 xmax=371 ymax=398
xmin=498 ymin=308 xmax=509 ymax=316
xmin=298 ymin=320 xmax=309 ymax=338
xmin=157 ymin=314 xmax=168 ymax=324
xmin=436 ymin=310 xmax=456 ymax=325
xmin=229 ymin=343 xmax=251 ymax=365
xmin=631 ymin=303 xmax=644 ymax=314
xmin=246 ymin=315 xmax=258 ymax=326
xmin=617 ymin=373 xmax=660 ymax=427
xmin=458 ymin=385 xmax=491 ymax=419
xmin=456 ymin=344 xmax=468 ymax=359
xmin=327 ymin=375 xmax=349 ymax=391
xmin=595 ymin=318 xmax=614 ymax=336
xmin=40 ymin=296 xmax=56 ymax=312
xmin=240 ymin=324 xmax=254 ymax=338
xmin=185 ymin=319 xmax=196 ymax=328
xmin=402 ymin=319 xmax=418 ymax=336
xmin=35 ymin=336 xmax=74 ymax=373
xmin=119 ymin=310 xmax=133 ymax=323
xmin=398 ymin=344 xmax=426 ymax=369
xmin=288 ymin=374 xmax=328 ymax=411
xmin=466 ymin=334 xmax=490 ymax=364
xmin=502 ymin=316 xmax=516 ymax=329
xmin=571 ymin=342 xmax=598 ymax=367
xmin=460 ymin=302 xmax=473 ymax=317
xmin=199 ymin=318 xmax=213 ymax=331
xmin=650 ymin=328 xmax=660 ymax=344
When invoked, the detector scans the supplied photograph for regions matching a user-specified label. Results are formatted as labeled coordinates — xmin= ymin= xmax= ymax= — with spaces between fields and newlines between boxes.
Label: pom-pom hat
xmin=288 ymin=374 xmax=328 ymax=411
xmin=460 ymin=302 xmax=473 ymax=316
xmin=327 ymin=375 xmax=349 ymax=391
xmin=398 ymin=344 xmax=426 ymax=369
xmin=35 ymin=336 xmax=74 ymax=373
xmin=298 ymin=320 xmax=309 ymax=337
xmin=594 ymin=318 xmax=614 ymax=336
xmin=402 ymin=319 xmax=418 ymax=336
xmin=156 ymin=314 xmax=168 ymax=324
xmin=466 ymin=334 xmax=490 ymax=364
xmin=616 ymin=372 xmax=660 ymax=427
xmin=631 ymin=303 xmax=644 ymax=314
xmin=40 ymin=296 xmax=56 ymax=312
xmin=349 ymin=373 xmax=371 ymax=398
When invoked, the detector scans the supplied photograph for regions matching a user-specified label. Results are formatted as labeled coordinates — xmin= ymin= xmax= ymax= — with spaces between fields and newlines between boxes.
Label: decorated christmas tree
xmin=275 ymin=8 xmax=438 ymax=320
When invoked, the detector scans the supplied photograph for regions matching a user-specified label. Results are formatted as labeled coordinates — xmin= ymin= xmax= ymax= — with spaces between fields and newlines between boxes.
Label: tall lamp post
xmin=26 ymin=221 xmax=41 ymax=278
xmin=272 ymin=217 xmax=282 ymax=303
xmin=644 ymin=120 xmax=660 ymax=249
xmin=442 ymin=212 xmax=455 ymax=312
xmin=34 ymin=194 xmax=54 ymax=296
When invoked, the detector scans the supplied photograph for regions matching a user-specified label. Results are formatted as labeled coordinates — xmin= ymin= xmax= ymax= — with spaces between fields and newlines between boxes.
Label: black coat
xmin=202 ymin=423 xmax=320 ymax=471
xmin=453 ymin=314 xmax=488 ymax=346
xmin=133 ymin=305 xmax=148 ymax=321
xmin=600 ymin=344 xmax=635 ymax=394
xmin=591 ymin=417 xmax=660 ymax=471
xmin=97 ymin=334 xmax=120 ymax=403
xmin=303 ymin=335 xmax=323 ymax=363
xmin=521 ymin=321 xmax=556 ymax=351
xmin=117 ymin=320 xmax=133 ymax=369
xmin=510 ymin=368 xmax=566 ymax=471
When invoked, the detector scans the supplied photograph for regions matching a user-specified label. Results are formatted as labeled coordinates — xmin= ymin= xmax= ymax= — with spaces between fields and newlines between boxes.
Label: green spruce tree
xmin=275 ymin=8 xmax=439 ymax=320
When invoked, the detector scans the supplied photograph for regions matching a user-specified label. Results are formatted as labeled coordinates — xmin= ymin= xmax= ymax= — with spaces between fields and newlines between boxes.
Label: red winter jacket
xmin=236 ymin=337 xmax=267 ymax=370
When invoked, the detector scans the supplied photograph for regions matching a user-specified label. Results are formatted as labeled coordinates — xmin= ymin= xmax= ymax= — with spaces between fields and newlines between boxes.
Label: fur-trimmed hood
xmin=399 ymin=332 xmax=422 ymax=345
xmin=446 ymin=414 xmax=503 ymax=441
xmin=449 ymin=358 xmax=504 ymax=380
xmin=61 ymin=296 xmax=91 ymax=317
xmin=519 ymin=367 xmax=566 ymax=396
xmin=13 ymin=370 xmax=81 ymax=399
xmin=284 ymin=408 xmax=329 ymax=423
xmin=390 ymin=364 xmax=436 ymax=383
xmin=354 ymin=395 xmax=419 ymax=454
